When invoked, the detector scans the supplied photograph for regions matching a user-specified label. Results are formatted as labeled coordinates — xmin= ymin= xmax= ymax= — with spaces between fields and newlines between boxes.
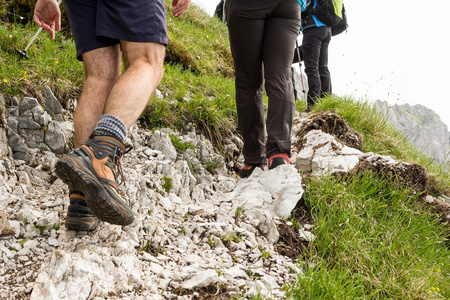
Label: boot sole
xmin=65 ymin=216 xmax=100 ymax=231
xmin=55 ymin=156 xmax=134 ymax=226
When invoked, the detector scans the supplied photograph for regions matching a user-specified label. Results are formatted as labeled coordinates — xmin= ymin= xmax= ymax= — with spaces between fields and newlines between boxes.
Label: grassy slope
xmin=1 ymin=1 xmax=449 ymax=299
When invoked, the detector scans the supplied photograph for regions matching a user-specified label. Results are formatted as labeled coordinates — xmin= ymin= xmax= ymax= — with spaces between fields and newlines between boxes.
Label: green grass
xmin=1 ymin=2 xmax=450 ymax=299
xmin=0 ymin=21 xmax=83 ymax=99
xmin=284 ymin=173 xmax=450 ymax=299
xmin=164 ymin=1 xmax=233 ymax=78
xmin=142 ymin=62 xmax=237 ymax=150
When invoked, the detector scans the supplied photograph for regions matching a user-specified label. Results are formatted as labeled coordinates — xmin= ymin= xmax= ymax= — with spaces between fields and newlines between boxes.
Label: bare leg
xmin=73 ymin=46 xmax=121 ymax=147
xmin=103 ymin=41 xmax=166 ymax=129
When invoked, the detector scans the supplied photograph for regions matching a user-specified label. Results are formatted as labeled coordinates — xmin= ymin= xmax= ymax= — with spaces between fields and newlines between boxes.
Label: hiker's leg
xmin=102 ymin=41 xmax=165 ymax=129
xmin=64 ymin=0 xmax=122 ymax=147
xmin=263 ymin=1 xmax=300 ymax=158
xmin=88 ymin=0 xmax=167 ymax=131
xmin=73 ymin=46 xmax=121 ymax=147
xmin=302 ymin=27 xmax=322 ymax=106
xmin=319 ymin=27 xmax=332 ymax=97
xmin=226 ymin=1 xmax=267 ymax=165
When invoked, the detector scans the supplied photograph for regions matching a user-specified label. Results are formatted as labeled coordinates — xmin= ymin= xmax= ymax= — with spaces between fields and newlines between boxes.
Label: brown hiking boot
xmin=55 ymin=136 xmax=134 ymax=226
xmin=65 ymin=191 xmax=100 ymax=231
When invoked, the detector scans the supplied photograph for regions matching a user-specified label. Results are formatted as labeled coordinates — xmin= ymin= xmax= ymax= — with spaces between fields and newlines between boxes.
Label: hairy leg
xmin=73 ymin=46 xmax=121 ymax=147
xmin=103 ymin=41 xmax=166 ymax=129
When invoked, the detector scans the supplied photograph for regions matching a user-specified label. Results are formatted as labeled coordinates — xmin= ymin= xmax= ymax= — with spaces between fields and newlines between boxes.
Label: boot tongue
xmin=86 ymin=136 xmax=126 ymax=185
xmin=92 ymin=135 xmax=125 ymax=153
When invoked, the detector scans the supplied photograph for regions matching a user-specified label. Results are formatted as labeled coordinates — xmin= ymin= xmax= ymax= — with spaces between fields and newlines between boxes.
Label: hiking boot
xmin=65 ymin=191 xmax=100 ymax=231
xmin=55 ymin=135 xmax=134 ymax=226
xmin=268 ymin=153 xmax=290 ymax=170
xmin=238 ymin=164 xmax=264 ymax=178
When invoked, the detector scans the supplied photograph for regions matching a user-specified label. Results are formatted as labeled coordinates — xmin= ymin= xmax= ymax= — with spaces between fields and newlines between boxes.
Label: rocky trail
xmin=1 ymin=90 xmax=449 ymax=299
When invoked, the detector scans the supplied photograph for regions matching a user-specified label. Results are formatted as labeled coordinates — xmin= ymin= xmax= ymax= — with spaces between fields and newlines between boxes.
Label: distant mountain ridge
xmin=374 ymin=100 xmax=450 ymax=165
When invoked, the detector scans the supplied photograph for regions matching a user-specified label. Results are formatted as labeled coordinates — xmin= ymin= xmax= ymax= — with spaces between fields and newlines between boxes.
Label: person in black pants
xmin=301 ymin=0 xmax=332 ymax=108
xmin=225 ymin=0 xmax=305 ymax=177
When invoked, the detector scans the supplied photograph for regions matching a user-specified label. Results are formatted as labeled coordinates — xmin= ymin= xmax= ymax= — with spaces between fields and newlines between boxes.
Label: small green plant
xmin=259 ymin=246 xmax=271 ymax=260
xmin=214 ymin=266 xmax=223 ymax=277
xmin=185 ymin=157 xmax=202 ymax=174
xmin=201 ymin=156 xmax=222 ymax=173
xmin=207 ymin=236 xmax=217 ymax=249
xmin=247 ymin=269 xmax=261 ymax=280
xmin=220 ymin=232 xmax=242 ymax=245
xmin=178 ymin=227 xmax=187 ymax=235
xmin=161 ymin=176 xmax=173 ymax=193
xmin=235 ymin=203 xmax=246 ymax=219
xmin=33 ymin=223 xmax=46 ymax=235
xmin=137 ymin=240 xmax=165 ymax=256
xmin=169 ymin=133 xmax=195 ymax=151
xmin=41 ymin=123 xmax=48 ymax=131
xmin=290 ymin=217 xmax=301 ymax=229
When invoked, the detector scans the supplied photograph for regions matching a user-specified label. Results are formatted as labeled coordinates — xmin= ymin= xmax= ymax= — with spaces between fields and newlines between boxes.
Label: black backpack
xmin=303 ymin=0 xmax=347 ymax=36
xmin=312 ymin=0 xmax=341 ymax=27
xmin=331 ymin=4 xmax=347 ymax=36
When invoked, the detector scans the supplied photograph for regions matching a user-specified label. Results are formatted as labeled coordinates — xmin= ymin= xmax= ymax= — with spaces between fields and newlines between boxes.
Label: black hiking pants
xmin=302 ymin=26 xmax=332 ymax=106
xmin=225 ymin=0 xmax=301 ymax=165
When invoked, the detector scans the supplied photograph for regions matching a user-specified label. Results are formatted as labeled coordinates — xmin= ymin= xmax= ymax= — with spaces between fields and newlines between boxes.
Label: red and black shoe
xmin=268 ymin=153 xmax=290 ymax=170
xmin=55 ymin=136 xmax=134 ymax=226
xmin=238 ymin=164 xmax=264 ymax=178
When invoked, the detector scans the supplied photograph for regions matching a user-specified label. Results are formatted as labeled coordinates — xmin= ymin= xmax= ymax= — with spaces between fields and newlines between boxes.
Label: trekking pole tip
xmin=15 ymin=49 xmax=29 ymax=59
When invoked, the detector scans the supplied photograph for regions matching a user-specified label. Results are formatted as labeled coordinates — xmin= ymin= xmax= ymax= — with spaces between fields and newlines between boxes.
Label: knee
xmin=265 ymin=73 xmax=292 ymax=93
xmin=128 ymin=55 xmax=165 ymax=85
xmin=85 ymin=67 xmax=120 ymax=88
xmin=149 ymin=59 xmax=164 ymax=83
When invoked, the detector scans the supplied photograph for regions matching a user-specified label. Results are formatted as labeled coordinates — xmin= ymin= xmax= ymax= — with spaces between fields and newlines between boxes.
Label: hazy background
xmin=190 ymin=0 xmax=450 ymax=127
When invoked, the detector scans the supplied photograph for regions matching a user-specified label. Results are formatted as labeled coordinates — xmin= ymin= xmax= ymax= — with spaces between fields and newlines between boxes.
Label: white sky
xmin=191 ymin=0 xmax=450 ymax=128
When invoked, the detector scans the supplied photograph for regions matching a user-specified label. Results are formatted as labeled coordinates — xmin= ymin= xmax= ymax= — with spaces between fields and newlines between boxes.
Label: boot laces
xmin=110 ymin=144 xmax=132 ymax=185
xmin=86 ymin=138 xmax=132 ymax=186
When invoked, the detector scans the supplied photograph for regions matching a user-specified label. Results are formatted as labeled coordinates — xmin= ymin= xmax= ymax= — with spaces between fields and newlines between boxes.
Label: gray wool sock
xmin=93 ymin=114 xmax=127 ymax=143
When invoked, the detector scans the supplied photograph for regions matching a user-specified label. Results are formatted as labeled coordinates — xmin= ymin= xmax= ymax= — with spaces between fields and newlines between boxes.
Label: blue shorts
xmin=64 ymin=0 xmax=167 ymax=61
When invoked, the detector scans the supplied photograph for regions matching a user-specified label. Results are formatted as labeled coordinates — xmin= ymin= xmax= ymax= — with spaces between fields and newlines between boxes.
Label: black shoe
xmin=238 ymin=164 xmax=264 ymax=178
xmin=65 ymin=191 xmax=100 ymax=231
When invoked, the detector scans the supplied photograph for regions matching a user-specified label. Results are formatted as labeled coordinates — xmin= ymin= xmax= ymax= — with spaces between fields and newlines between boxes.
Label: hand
xmin=172 ymin=0 xmax=190 ymax=17
xmin=34 ymin=0 xmax=61 ymax=40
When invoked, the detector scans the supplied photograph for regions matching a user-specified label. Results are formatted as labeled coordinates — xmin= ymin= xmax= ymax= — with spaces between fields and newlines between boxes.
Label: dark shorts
xmin=64 ymin=0 xmax=167 ymax=61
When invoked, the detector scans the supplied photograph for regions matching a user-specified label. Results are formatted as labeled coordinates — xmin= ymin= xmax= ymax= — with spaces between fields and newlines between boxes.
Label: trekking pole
xmin=15 ymin=0 xmax=63 ymax=59
xmin=15 ymin=27 xmax=43 ymax=59
xmin=295 ymin=40 xmax=307 ymax=110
